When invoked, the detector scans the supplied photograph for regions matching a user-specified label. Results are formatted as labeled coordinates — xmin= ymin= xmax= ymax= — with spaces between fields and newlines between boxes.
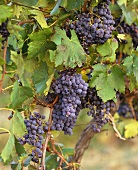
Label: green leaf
xmin=32 ymin=62 xmax=49 ymax=94
xmin=14 ymin=0 xmax=38 ymax=6
xmin=54 ymin=28 xmax=86 ymax=68
xmin=28 ymin=29 xmax=56 ymax=59
xmin=1 ymin=134 xmax=15 ymax=163
xmin=66 ymin=0 xmax=85 ymax=10
xmin=0 ymin=5 xmax=13 ymax=24
xmin=45 ymin=154 xmax=59 ymax=170
xmin=108 ymin=65 xmax=125 ymax=93
xmin=96 ymin=41 xmax=112 ymax=56
xmin=94 ymin=73 xmax=116 ymax=102
xmin=96 ymin=38 xmax=118 ymax=62
xmin=62 ymin=148 xmax=74 ymax=157
xmin=23 ymin=156 xmax=32 ymax=167
xmin=29 ymin=9 xmax=48 ymax=28
xmin=0 ymin=57 xmax=6 ymax=65
xmin=120 ymin=5 xmax=132 ymax=25
xmin=11 ymin=51 xmax=24 ymax=77
xmin=89 ymin=64 xmax=125 ymax=102
xmin=125 ymin=120 xmax=138 ymax=138
xmin=15 ymin=138 xmax=26 ymax=156
xmin=10 ymin=81 xmax=33 ymax=109
xmin=123 ymin=54 xmax=138 ymax=82
xmin=12 ymin=111 xmax=26 ymax=138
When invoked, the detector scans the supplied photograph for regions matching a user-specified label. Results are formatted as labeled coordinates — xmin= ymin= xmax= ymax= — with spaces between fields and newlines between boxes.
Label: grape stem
xmin=117 ymin=52 xmax=122 ymax=64
xmin=18 ymin=19 xmax=35 ymax=26
xmin=82 ymin=0 xmax=88 ymax=12
xmin=0 ymin=41 xmax=8 ymax=92
xmin=34 ymin=95 xmax=58 ymax=108
xmin=108 ymin=113 xmax=126 ymax=140
xmin=40 ymin=107 xmax=53 ymax=170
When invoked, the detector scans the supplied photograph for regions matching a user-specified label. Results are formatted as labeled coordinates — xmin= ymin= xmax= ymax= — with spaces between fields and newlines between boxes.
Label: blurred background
xmin=0 ymin=90 xmax=138 ymax=170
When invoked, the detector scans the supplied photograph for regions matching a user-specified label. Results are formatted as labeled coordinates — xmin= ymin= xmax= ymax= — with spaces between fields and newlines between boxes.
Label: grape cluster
xmin=66 ymin=0 xmax=115 ymax=54
xmin=117 ymin=103 xmax=132 ymax=117
xmin=115 ymin=18 xmax=138 ymax=48
xmin=45 ymin=69 xmax=88 ymax=135
xmin=117 ymin=102 xmax=138 ymax=120
xmin=18 ymin=112 xmax=46 ymax=163
xmin=82 ymin=87 xmax=116 ymax=132
xmin=0 ymin=19 xmax=10 ymax=49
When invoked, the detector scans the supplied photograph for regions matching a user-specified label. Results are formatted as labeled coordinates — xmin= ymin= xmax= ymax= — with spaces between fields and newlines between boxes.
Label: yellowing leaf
xmin=13 ymin=4 xmax=23 ymax=18
xmin=29 ymin=9 xmax=48 ymax=28
xmin=125 ymin=120 xmax=138 ymax=138
xmin=44 ymin=72 xmax=54 ymax=95
xmin=117 ymin=34 xmax=126 ymax=40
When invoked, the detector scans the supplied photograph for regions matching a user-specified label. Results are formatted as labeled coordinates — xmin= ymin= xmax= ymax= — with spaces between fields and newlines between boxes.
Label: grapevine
xmin=0 ymin=0 xmax=138 ymax=170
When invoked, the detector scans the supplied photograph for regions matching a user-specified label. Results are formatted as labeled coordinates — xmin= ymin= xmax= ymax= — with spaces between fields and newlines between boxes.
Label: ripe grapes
xmin=45 ymin=69 xmax=88 ymax=135
xmin=66 ymin=0 xmax=115 ymax=54
xmin=0 ymin=19 xmax=10 ymax=49
xmin=82 ymin=87 xmax=116 ymax=132
xmin=18 ymin=112 xmax=45 ymax=163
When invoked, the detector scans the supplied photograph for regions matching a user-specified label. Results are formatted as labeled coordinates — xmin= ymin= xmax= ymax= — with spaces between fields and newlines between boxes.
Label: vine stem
xmin=82 ymin=0 xmax=88 ymax=12
xmin=11 ymin=1 xmax=50 ymax=14
xmin=18 ymin=19 xmax=35 ymax=26
xmin=72 ymin=120 xmax=96 ymax=166
xmin=0 ymin=41 xmax=8 ymax=92
xmin=117 ymin=52 xmax=122 ymax=64
xmin=40 ymin=107 xmax=53 ymax=170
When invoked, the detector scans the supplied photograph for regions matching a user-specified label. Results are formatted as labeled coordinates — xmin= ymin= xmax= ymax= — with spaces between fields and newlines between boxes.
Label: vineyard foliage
xmin=0 ymin=0 xmax=138 ymax=169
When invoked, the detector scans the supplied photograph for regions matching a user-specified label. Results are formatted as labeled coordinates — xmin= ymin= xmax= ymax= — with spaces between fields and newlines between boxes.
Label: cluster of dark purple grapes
xmin=66 ymin=0 xmax=115 ymax=54
xmin=0 ymin=19 xmax=10 ymax=49
xmin=45 ymin=69 xmax=88 ymax=135
xmin=81 ymin=87 xmax=116 ymax=132
xmin=115 ymin=18 xmax=138 ymax=48
xmin=18 ymin=112 xmax=45 ymax=163
xmin=117 ymin=103 xmax=138 ymax=120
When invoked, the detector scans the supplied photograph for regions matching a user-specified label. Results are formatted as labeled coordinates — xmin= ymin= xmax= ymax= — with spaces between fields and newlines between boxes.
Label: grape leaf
xmin=65 ymin=0 xmax=85 ymax=10
xmin=125 ymin=121 xmax=138 ymax=138
xmin=11 ymin=51 xmax=24 ymax=78
xmin=13 ymin=4 xmax=23 ymax=18
xmin=1 ymin=134 xmax=15 ymax=162
xmin=123 ymin=54 xmax=138 ymax=82
xmin=96 ymin=38 xmax=118 ymax=62
xmin=53 ymin=28 xmax=86 ymax=68
xmin=108 ymin=65 xmax=125 ymax=93
xmin=28 ymin=29 xmax=56 ymax=59
xmin=45 ymin=154 xmax=59 ymax=170
xmin=0 ymin=5 xmax=13 ymax=24
xmin=12 ymin=111 xmax=26 ymax=138
xmin=14 ymin=0 xmax=38 ymax=6
xmin=32 ymin=62 xmax=49 ymax=94
xmin=62 ymin=148 xmax=74 ymax=157
xmin=29 ymin=10 xmax=48 ymax=28
xmin=10 ymin=81 xmax=33 ymax=109
xmin=89 ymin=64 xmax=125 ymax=102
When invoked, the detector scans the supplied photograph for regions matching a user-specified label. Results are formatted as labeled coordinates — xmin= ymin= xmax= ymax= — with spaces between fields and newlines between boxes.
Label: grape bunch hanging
xmin=45 ymin=69 xmax=88 ymax=135
xmin=66 ymin=0 xmax=115 ymax=54
xmin=82 ymin=87 xmax=116 ymax=132
xmin=0 ymin=19 xmax=10 ymax=49
xmin=18 ymin=112 xmax=46 ymax=163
